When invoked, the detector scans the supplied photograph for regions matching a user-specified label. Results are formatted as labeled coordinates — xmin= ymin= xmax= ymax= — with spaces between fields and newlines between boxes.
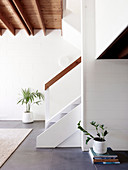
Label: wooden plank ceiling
xmin=0 ymin=0 xmax=62 ymax=36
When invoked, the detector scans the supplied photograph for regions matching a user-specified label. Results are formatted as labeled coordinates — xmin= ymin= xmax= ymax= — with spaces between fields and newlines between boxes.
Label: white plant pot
xmin=22 ymin=112 xmax=34 ymax=123
xmin=93 ymin=137 xmax=107 ymax=154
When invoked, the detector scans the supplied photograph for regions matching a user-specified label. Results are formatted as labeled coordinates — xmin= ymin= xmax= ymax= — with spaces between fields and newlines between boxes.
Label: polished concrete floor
xmin=0 ymin=121 xmax=128 ymax=170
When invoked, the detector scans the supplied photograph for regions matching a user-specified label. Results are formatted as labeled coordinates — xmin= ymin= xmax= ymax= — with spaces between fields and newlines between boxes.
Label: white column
xmin=81 ymin=0 xmax=96 ymax=151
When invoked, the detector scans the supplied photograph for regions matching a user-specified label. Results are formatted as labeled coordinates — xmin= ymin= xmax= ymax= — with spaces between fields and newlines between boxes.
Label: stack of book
xmin=89 ymin=147 xmax=120 ymax=164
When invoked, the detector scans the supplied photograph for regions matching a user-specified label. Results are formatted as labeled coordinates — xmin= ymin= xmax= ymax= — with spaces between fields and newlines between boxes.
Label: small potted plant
xmin=77 ymin=121 xmax=109 ymax=154
xmin=17 ymin=88 xmax=44 ymax=123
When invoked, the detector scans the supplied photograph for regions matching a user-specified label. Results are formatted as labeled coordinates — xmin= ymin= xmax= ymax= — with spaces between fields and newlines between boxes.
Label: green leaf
xmin=96 ymin=124 xmax=99 ymax=128
xmin=34 ymin=101 xmax=41 ymax=105
xmin=97 ymin=133 xmax=100 ymax=137
xmin=86 ymin=137 xmax=91 ymax=144
xmin=77 ymin=121 xmax=81 ymax=126
xmin=17 ymin=88 xmax=44 ymax=111
xmin=90 ymin=121 xmax=96 ymax=126
xmin=22 ymin=99 xmax=24 ymax=105
xmin=104 ymin=130 xmax=108 ymax=136
xmin=77 ymin=121 xmax=94 ymax=139
xmin=100 ymin=124 xmax=104 ymax=130
xmin=17 ymin=99 xmax=23 ymax=104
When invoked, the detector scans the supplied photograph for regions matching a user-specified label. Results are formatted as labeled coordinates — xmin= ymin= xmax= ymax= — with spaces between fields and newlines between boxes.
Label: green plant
xmin=77 ymin=121 xmax=109 ymax=144
xmin=17 ymin=88 xmax=44 ymax=112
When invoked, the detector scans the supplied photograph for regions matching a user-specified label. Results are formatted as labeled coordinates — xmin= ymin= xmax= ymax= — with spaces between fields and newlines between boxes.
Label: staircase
xmin=36 ymin=57 xmax=81 ymax=148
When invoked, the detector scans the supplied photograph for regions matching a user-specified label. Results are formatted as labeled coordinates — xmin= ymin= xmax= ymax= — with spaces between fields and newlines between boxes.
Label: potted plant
xmin=17 ymin=88 xmax=44 ymax=123
xmin=77 ymin=121 xmax=109 ymax=154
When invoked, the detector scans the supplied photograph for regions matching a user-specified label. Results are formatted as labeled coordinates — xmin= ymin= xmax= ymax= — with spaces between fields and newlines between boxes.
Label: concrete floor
xmin=0 ymin=121 xmax=128 ymax=170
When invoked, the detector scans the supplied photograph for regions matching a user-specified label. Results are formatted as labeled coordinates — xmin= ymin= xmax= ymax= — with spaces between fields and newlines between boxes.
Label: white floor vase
xmin=22 ymin=112 xmax=34 ymax=123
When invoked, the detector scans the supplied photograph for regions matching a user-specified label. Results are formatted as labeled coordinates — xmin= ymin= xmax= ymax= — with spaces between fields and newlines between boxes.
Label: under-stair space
xmin=36 ymin=57 xmax=81 ymax=148
xmin=98 ymin=26 xmax=128 ymax=59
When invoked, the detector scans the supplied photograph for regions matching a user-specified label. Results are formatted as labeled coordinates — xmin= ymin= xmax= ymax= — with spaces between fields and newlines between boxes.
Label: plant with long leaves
xmin=17 ymin=88 xmax=44 ymax=112
xmin=77 ymin=121 xmax=108 ymax=144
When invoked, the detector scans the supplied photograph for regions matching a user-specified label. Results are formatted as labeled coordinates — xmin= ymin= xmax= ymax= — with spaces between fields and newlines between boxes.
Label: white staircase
xmin=36 ymin=57 xmax=81 ymax=148
xmin=36 ymin=96 xmax=81 ymax=148
xmin=36 ymin=5 xmax=82 ymax=149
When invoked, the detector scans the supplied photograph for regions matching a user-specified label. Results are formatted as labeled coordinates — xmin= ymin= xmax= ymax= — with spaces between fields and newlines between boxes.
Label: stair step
xmin=73 ymin=98 xmax=81 ymax=105
xmin=62 ymin=104 xmax=79 ymax=113
xmin=73 ymin=104 xmax=79 ymax=107
xmin=71 ymin=104 xmax=79 ymax=109
xmin=60 ymin=113 xmax=67 ymax=119
xmin=46 ymin=122 xmax=55 ymax=129
xmin=45 ymin=97 xmax=81 ymax=130
xmin=61 ymin=113 xmax=67 ymax=116
xmin=46 ymin=104 xmax=80 ymax=127
xmin=46 ymin=113 xmax=67 ymax=129
xmin=45 ymin=105 xmax=79 ymax=130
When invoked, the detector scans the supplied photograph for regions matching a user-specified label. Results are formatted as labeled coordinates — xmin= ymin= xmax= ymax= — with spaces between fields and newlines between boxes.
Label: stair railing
xmin=45 ymin=56 xmax=81 ymax=123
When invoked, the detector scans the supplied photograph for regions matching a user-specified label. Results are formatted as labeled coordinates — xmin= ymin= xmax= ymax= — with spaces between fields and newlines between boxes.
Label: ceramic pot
xmin=93 ymin=137 xmax=107 ymax=154
xmin=22 ymin=112 xmax=34 ymax=123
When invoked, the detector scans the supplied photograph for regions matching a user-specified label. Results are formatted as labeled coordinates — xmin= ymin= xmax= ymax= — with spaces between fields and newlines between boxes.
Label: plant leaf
xmin=100 ymin=124 xmax=104 ymax=130
xmin=77 ymin=120 xmax=81 ymax=126
xmin=77 ymin=121 xmax=94 ymax=139
xmin=86 ymin=137 xmax=91 ymax=144
xmin=104 ymin=130 xmax=108 ymax=136
xmin=97 ymin=133 xmax=100 ymax=137
xmin=17 ymin=99 xmax=23 ymax=104
xmin=90 ymin=121 xmax=96 ymax=126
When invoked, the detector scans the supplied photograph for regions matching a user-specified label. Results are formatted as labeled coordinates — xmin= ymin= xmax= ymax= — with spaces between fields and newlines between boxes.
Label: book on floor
xmin=94 ymin=162 xmax=120 ymax=165
xmin=89 ymin=147 xmax=120 ymax=164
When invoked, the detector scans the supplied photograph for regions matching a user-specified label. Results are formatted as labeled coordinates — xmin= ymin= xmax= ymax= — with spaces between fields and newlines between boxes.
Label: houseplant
xmin=77 ymin=121 xmax=109 ymax=154
xmin=17 ymin=88 xmax=44 ymax=123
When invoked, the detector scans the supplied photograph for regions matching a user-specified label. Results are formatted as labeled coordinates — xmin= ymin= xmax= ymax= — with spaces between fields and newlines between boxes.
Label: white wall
xmin=0 ymin=30 xmax=80 ymax=120
xmin=83 ymin=60 xmax=128 ymax=150
xmin=62 ymin=18 xmax=81 ymax=50
xmin=66 ymin=0 xmax=81 ymax=14
xmin=82 ymin=0 xmax=128 ymax=150
xmin=62 ymin=0 xmax=81 ymax=50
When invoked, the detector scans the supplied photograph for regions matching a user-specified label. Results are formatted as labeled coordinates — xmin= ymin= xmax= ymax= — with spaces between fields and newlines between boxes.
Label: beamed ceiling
xmin=0 ymin=0 xmax=62 ymax=36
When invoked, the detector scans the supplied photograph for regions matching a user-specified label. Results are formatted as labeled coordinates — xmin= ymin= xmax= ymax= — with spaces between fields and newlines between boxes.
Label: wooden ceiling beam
xmin=12 ymin=0 xmax=34 ymax=35
xmin=8 ymin=0 xmax=30 ymax=35
xmin=0 ymin=13 xmax=15 ymax=35
xmin=34 ymin=0 xmax=46 ymax=35
xmin=61 ymin=0 xmax=63 ymax=36
xmin=0 ymin=29 xmax=2 ymax=36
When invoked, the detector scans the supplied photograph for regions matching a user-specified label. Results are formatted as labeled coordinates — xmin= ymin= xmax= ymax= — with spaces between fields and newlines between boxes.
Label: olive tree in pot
xmin=77 ymin=121 xmax=109 ymax=154
xmin=17 ymin=88 xmax=44 ymax=123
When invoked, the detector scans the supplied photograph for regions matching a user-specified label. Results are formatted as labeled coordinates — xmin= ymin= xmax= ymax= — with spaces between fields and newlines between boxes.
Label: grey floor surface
xmin=0 ymin=121 xmax=128 ymax=170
